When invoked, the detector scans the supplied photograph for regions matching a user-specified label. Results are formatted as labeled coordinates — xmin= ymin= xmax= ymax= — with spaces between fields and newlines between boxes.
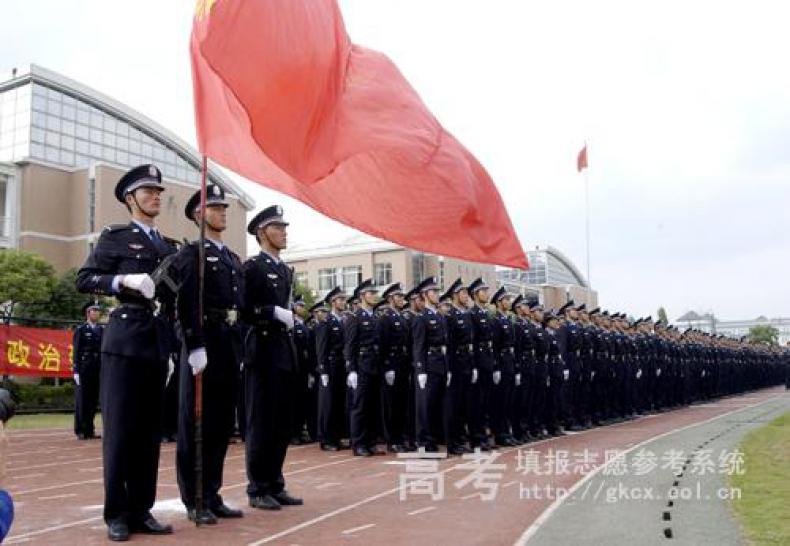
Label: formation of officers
xmin=74 ymin=163 xmax=789 ymax=541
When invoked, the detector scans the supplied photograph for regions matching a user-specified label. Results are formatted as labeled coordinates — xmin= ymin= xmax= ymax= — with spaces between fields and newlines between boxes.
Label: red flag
xmin=577 ymin=144 xmax=588 ymax=172
xmin=190 ymin=0 xmax=527 ymax=269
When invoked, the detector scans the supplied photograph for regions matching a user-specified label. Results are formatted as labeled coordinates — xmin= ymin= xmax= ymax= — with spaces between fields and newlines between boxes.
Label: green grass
xmin=731 ymin=411 xmax=790 ymax=545
xmin=6 ymin=413 xmax=101 ymax=430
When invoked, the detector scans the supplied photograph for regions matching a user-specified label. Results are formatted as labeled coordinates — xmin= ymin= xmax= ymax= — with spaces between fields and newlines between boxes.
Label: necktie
xmin=150 ymin=229 xmax=168 ymax=253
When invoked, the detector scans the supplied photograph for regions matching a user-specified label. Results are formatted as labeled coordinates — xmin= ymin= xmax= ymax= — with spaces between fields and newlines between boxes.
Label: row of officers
xmin=73 ymin=164 xmax=789 ymax=541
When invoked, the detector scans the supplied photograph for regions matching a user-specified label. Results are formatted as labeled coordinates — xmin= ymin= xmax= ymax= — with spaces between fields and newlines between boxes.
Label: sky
xmin=1 ymin=0 xmax=788 ymax=321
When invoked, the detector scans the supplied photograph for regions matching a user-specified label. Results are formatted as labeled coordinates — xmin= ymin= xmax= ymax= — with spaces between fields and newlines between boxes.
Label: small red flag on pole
xmin=577 ymin=144 xmax=588 ymax=172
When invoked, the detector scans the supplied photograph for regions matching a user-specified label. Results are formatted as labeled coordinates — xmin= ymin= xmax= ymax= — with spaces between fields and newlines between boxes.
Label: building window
xmin=342 ymin=266 xmax=362 ymax=292
xmin=374 ymin=262 xmax=392 ymax=286
xmin=438 ymin=259 xmax=445 ymax=289
xmin=318 ymin=268 xmax=337 ymax=291
xmin=295 ymin=270 xmax=308 ymax=289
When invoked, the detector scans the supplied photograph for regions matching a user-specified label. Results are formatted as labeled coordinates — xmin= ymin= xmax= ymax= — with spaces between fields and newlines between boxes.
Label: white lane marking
xmin=10 ymin=473 xmax=46 ymax=480
xmin=341 ymin=523 xmax=376 ymax=535
xmin=514 ymin=393 xmax=787 ymax=545
xmin=366 ymin=471 xmax=388 ymax=479
xmin=503 ymin=481 xmax=518 ymax=488
xmin=288 ymin=460 xmax=307 ymax=465
xmin=12 ymin=478 xmax=103 ymax=496
xmin=407 ymin=506 xmax=436 ymax=516
xmin=37 ymin=493 xmax=77 ymax=501
xmin=461 ymin=493 xmax=480 ymax=500
xmin=316 ymin=482 xmax=341 ymax=490
xmin=4 ymin=516 xmax=104 ymax=544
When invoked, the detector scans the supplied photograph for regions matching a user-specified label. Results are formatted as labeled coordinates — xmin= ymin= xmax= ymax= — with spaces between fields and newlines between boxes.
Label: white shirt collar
xmin=132 ymin=219 xmax=155 ymax=237
xmin=260 ymin=249 xmax=280 ymax=264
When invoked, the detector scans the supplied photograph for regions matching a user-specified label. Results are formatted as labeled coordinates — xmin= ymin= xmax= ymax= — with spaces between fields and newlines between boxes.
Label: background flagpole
xmin=194 ymin=155 xmax=207 ymax=524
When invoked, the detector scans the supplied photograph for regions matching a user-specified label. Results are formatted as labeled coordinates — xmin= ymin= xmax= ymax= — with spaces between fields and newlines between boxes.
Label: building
xmin=282 ymin=233 xmax=498 ymax=299
xmin=675 ymin=311 xmax=790 ymax=344
xmin=496 ymin=245 xmax=598 ymax=310
xmin=0 ymin=64 xmax=255 ymax=271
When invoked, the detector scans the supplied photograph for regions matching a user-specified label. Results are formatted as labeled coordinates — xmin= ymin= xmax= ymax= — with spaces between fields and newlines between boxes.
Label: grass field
xmin=6 ymin=413 xmax=100 ymax=430
xmin=731 ymin=411 xmax=790 ymax=545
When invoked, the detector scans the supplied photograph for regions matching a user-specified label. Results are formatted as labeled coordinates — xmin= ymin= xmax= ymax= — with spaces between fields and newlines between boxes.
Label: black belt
xmin=456 ymin=344 xmax=474 ymax=354
xmin=499 ymin=347 xmax=515 ymax=355
xmin=359 ymin=346 xmax=379 ymax=355
xmin=428 ymin=346 xmax=447 ymax=355
xmin=118 ymin=302 xmax=155 ymax=312
xmin=205 ymin=307 xmax=240 ymax=325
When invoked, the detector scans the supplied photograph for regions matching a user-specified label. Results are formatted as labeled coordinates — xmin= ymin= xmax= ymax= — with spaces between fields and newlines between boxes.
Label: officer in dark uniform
xmin=512 ymin=295 xmax=535 ymax=442
xmin=543 ymin=311 xmax=566 ymax=435
xmin=316 ymin=287 xmax=349 ymax=451
xmin=378 ymin=283 xmax=410 ymax=453
xmin=442 ymin=279 xmax=475 ymax=454
xmin=344 ymin=278 xmax=384 ymax=456
xmin=291 ymin=296 xmax=315 ymax=445
xmin=490 ymin=287 xmax=519 ymax=446
xmin=528 ymin=304 xmax=551 ymax=437
xmin=72 ymin=302 xmax=103 ymax=440
xmin=174 ymin=183 xmax=244 ymax=524
xmin=243 ymin=205 xmax=303 ymax=511
xmin=411 ymin=277 xmax=450 ymax=451
xmin=556 ymin=301 xmax=580 ymax=430
xmin=76 ymin=164 xmax=177 ymax=541
xmin=302 ymin=301 xmax=326 ymax=443
xmin=468 ymin=277 xmax=495 ymax=450
xmin=401 ymin=286 xmax=424 ymax=449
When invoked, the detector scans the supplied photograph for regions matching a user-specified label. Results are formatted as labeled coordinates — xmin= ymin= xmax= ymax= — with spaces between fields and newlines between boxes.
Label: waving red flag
xmin=190 ymin=0 xmax=527 ymax=269
xmin=577 ymin=144 xmax=588 ymax=172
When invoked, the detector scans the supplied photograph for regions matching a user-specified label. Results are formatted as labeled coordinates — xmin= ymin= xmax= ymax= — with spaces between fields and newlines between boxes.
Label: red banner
xmin=0 ymin=324 xmax=74 ymax=378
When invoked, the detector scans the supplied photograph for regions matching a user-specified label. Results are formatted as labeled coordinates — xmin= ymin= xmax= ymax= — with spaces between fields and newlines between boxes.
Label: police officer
xmin=316 ymin=287 xmax=349 ymax=451
xmin=468 ymin=277 xmax=495 ymax=450
xmin=344 ymin=279 xmax=384 ymax=456
xmin=243 ymin=205 xmax=303 ymax=511
xmin=76 ymin=164 xmax=177 ymax=541
xmin=512 ymin=295 xmax=535 ymax=442
xmin=442 ymin=279 xmax=475 ymax=454
xmin=175 ymin=183 xmax=244 ymax=524
xmin=490 ymin=287 xmax=519 ymax=446
xmin=291 ymin=296 xmax=316 ymax=445
xmin=378 ymin=283 xmax=410 ymax=453
xmin=73 ymin=302 xmax=103 ymax=440
xmin=411 ymin=277 xmax=450 ymax=451
xmin=543 ymin=311 xmax=567 ymax=436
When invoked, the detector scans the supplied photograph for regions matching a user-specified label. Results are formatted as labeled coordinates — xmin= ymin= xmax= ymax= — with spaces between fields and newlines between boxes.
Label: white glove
xmin=273 ymin=306 xmax=294 ymax=330
xmin=471 ymin=368 xmax=478 ymax=384
xmin=74 ymin=374 xmax=80 ymax=386
xmin=656 ymin=368 xmax=662 ymax=377
xmin=446 ymin=372 xmax=452 ymax=387
xmin=307 ymin=374 xmax=315 ymax=389
xmin=417 ymin=373 xmax=427 ymax=390
xmin=166 ymin=357 xmax=175 ymax=385
xmin=321 ymin=374 xmax=329 ymax=387
xmin=347 ymin=371 xmax=358 ymax=390
xmin=493 ymin=370 xmax=502 ymax=385
xmin=563 ymin=369 xmax=570 ymax=381
xmin=636 ymin=369 xmax=642 ymax=379
xmin=188 ymin=348 xmax=208 ymax=376
xmin=515 ymin=373 xmax=521 ymax=387
xmin=385 ymin=370 xmax=396 ymax=386
xmin=121 ymin=273 xmax=155 ymax=299
xmin=546 ymin=377 xmax=551 ymax=387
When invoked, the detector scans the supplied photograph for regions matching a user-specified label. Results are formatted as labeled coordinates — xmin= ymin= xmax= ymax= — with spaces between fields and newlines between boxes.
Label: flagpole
xmin=584 ymin=144 xmax=591 ymax=287
xmin=194 ymin=154 xmax=207 ymax=524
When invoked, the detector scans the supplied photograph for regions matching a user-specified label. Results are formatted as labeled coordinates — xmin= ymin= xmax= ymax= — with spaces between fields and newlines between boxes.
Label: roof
xmin=282 ymin=233 xmax=402 ymax=261
xmin=0 ymin=64 xmax=255 ymax=209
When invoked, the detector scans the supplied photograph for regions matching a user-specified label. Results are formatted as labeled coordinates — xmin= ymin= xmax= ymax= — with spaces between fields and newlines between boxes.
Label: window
xmin=342 ymin=266 xmax=362 ymax=292
xmin=295 ymin=271 xmax=308 ymax=289
xmin=374 ymin=262 xmax=392 ymax=286
xmin=318 ymin=268 xmax=337 ymax=291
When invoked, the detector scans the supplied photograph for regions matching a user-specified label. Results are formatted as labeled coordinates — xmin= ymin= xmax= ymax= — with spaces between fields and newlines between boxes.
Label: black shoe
xmin=129 ymin=516 xmax=173 ymax=535
xmin=249 ymin=495 xmax=281 ymax=510
xmin=368 ymin=445 xmax=386 ymax=455
xmin=272 ymin=491 xmax=303 ymax=506
xmin=290 ymin=437 xmax=303 ymax=445
xmin=320 ymin=443 xmax=339 ymax=451
xmin=447 ymin=445 xmax=467 ymax=456
xmin=388 ymin=444 xmax=407 ymax=453
xmin=353 ymin=446 xmax=373 ymax=457
xmin=187 ymin=508 xmax=218 ymax=525
xmin=477 ymin=442 xmax=491 ymax=452
xmin=107 ymin=521 xmax=130 ymax=542
xmin=211 ymin=503 xmax=244 ymax=518
xmin=77 ymin=433 xmax=88 ymax=440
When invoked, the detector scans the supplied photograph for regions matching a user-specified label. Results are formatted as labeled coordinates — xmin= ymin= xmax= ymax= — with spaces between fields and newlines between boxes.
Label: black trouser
xmin=491 ymin=372 xmax=515 ymax=441
xmin=445 ymin=370 xmax=472 ymax=448
xmin=176 ymin=331 xmax=239 ymax=509
xmin=75 ymin=361 xmax=100 ymax=436
xmin=381 ymin=367 xmax=410 ymax=447
xmin=470 ymin=368 xmax=493 ymax=445
xmin=101 ymin=352 xmax=166 ymax=524
xmin=349 ymin=370 xmax=381 ymax=449
xmin=415 ymin=371 xmax=446 ymax=447
xmin=292 ymin=368 xmax=317 ymax=441
xmin=317 ymin=368 xmax=346 ymax=446
xmin=245 ymin=365 xmax=294 ymax=498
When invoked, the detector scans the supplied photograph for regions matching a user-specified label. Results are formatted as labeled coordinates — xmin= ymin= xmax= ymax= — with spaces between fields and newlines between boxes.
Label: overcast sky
xmin=2 ymin=0 xmax=788 ymax=321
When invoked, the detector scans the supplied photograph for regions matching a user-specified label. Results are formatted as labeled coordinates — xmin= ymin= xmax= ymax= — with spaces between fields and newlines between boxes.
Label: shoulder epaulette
xmin=163 ymin=236 xmax=182 ymax=248
xmin=103 ymin=223 xmax=131 ymax=233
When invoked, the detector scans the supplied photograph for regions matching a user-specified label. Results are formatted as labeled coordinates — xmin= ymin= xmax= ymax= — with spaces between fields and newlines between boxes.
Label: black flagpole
xmin=194 ymin=155 xmax=207 ymax=524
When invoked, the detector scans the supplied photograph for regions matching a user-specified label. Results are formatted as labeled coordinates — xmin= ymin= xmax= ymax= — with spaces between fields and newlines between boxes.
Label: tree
xmin=293 ymin=278 xmax=316 ymax=309
xmin=749 ymin=325 xmax=779 ymax=346
xmin=657 ymin=306 xmax=669 ymax=324
xmin=18 ymin=268 xmax=103 ymax=325
xmin=0 ymin=250 xmax=56 ymax=322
